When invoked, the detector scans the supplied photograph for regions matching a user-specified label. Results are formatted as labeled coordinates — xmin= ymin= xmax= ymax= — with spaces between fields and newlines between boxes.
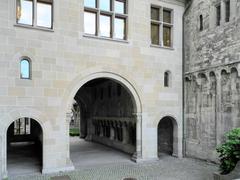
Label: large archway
xmin=7 ymin=118 xmax=43 ymax=176
xmin=69 ymin=78 xmax=139 ymax=168
xmin=158 ymin=116 xmax=178 ymax=157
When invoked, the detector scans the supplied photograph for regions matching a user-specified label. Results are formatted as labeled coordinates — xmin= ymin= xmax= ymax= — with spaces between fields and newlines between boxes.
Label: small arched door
xmin=158 ymin=116 xmax=178 ymax=157
xmin=7 ymin=118 xmax=43 ymax=176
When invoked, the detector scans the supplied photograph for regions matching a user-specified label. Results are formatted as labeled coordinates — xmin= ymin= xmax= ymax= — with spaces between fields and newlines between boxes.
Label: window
xmin=16 ymin=0 xmax=53 ymax=29
xmin=84 ymin=0 xmax=127 ymax=40
xmin=216 ymin=4 xmax=221 ymax=26
xmin=151 ymin=6 xmax=173 ymax=47
xmin=225 ymin=0 xmax=230 ymax=22
xmin=199 ymin=15 xmax=203 ymax=31
xmin=14 ymin=118 xmax=31 ymax=135
xmin=20 ymin=58 xmax=31 ymax=79
xmin=164 ymin=71 xmax=171 ymax=87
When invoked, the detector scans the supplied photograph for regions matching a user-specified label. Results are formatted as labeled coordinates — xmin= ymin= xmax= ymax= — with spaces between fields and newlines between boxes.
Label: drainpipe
xmin=182 ymin=0 xmax=193 ymax=158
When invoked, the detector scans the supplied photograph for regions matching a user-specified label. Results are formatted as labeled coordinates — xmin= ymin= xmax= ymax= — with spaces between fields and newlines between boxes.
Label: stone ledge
xmin=213 ymin=161 xmax=240 ymax=180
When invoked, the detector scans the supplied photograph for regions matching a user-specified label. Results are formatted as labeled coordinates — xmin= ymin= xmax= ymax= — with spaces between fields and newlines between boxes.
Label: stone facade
xmin=0 ymin=0 xmax=184 ymax=178
xmin=184 ymin=0 xmax=240 ymax=162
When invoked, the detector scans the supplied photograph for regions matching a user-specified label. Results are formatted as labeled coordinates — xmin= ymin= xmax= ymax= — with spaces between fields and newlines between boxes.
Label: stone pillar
xmin=122 ymin=122 xmax=129 ymax=144
xmin=110 ymin=124 xmax=115 ymax=140
xmin=66 ymin=112 xmax=75 ymax=170
xmin=131 ymin=113 xmax=142 ymax=162
xmin=0 ymin=132 xmax=7 ymax=179
xmin=215 ymin=71 xmax=222 ymax=145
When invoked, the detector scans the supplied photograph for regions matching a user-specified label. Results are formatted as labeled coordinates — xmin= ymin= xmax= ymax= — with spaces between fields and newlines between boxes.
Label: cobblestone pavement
xmin=9 ymin=156 xmax=218 ymax=180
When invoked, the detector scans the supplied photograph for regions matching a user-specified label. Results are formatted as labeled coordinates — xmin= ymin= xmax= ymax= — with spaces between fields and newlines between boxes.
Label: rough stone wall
xmin=184 ymin=0 xmax=240 ymax=162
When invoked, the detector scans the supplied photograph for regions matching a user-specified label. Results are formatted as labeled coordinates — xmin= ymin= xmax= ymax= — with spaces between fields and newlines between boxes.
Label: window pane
xmin=151 ymin=7 xmax=159 ymax=21
xmin=163 ymin=9 xmax=171 ymax=23
xmin=100 ymin=14 xmax=111 ymax=37
xmin=151 ymin=24 xmax=159 ymax=45
xmin=84 ymin=11 xmax=96 ymax=35
xmin=84 ymin=0 xmax=96 ymax=8
xmin=99 ymin=0 xmax=111 ymax=11
xmin=115 ymin=17 xmax=125 ymax=39
xmin=163 ymin=26 xmax=171 ymax=47
xmin=164 ymin=72 xmax=169 ymax=87
xmin=37 ymin=1 xmax=52 ymax=28
xmin=115 ymin=0 xmax=125 ymax=14
xmin=16 ymin=0 xmax=33 ymax=25
xmin=21 ymin=59 xmax=30 ymax=79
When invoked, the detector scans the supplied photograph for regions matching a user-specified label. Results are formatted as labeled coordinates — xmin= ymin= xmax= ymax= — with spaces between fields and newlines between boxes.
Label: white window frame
xmin=151 ymin=5 xmax=174 ymax=48
xmin=15 ymin=0 xmax=54 ymax=30
xmin=20 ymin=57 xmax=32 ymax=80
xmin=84 ymin=0 xmax=128 ymax=40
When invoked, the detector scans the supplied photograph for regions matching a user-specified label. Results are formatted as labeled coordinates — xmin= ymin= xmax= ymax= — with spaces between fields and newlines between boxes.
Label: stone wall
xmin=184 ymin=0 xmax=240 ymax=162
xmin=0 ymin=0 xmax=184 ymax=178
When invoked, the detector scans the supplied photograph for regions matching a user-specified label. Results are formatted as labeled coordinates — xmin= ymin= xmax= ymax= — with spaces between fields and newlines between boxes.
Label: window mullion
xmin=33 ymin=0 xmax=37 ymax=26
xmin=112 ymin=0 xmax=115 ymax=38
xmin=97 ymin=0 xmax=100 ymax=36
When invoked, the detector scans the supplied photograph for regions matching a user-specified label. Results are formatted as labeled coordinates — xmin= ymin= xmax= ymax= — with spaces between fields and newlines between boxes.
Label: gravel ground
xmin=9 ymin=156 xmax=218 ymax=180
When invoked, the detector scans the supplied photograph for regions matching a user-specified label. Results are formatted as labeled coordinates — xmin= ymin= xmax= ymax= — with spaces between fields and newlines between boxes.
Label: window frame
xmin=84 ymin=0 xmax=128 ymax=41
xmin=15 ymin=0 xmax=54 ymax=30
xmin=20 ymin=57 xmax=32 ymax=80
xmin=150 ymin=5 xmax=174 ymax=48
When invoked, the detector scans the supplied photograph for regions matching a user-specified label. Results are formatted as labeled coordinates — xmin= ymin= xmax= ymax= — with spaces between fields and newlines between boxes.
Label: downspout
xmin=182 ymin=0 xmax=193 ymax=158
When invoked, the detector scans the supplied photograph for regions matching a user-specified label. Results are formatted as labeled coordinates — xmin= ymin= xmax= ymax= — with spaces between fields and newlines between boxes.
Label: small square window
xmin=151 ymin=7 xmax=160 ymax=21
xmin=84 ymin=0 xmax=96 ymax=8
xmin=99 ymin=0 xmax=111 ymax=11
xmin=115 ymin=17 xmax=126 ymax=39
xmin=115 ymin=0 xmax=126 ymax=14
xmin=100 ymin=14 xmax=112 ymax=37
xmin=84 ymin=11 xmax=97 ymax=35
xmin=37 ymin=0 xmax=53 ymax=28
xmin=163 ymin=25 xmax=171 ymax=47
xmin=163 ymin=9 xmax=171 ymax=24
xmin=151 ymin=23 xmax=160 ymax=45
xmin=16 ymin=0 xmax=33 ymax=25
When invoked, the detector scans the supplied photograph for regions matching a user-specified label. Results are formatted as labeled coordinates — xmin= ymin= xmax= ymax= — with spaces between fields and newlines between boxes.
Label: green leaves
xmin=216 ymin=128 xmax=240 ymax=175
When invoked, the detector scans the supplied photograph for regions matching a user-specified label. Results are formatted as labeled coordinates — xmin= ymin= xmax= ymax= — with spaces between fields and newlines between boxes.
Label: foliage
xmin=216 ymin=128 xmax=240 ymax=175
xmin=69 ymin=128 xmax=80 ymax=137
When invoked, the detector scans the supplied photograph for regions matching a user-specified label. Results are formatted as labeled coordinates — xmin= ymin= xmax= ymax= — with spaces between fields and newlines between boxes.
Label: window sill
xmin=83 ymin=34 xmax=129 ymax=44
xmin=150 ymin=44 xmax=174 ymax=50
xmin=14 ymin=24 xmax=54 ymax=32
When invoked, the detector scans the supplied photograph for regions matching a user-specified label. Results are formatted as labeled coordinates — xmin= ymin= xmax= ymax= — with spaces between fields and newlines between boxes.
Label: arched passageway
xmin=158 ymin=117 xmax=178 ymax=157
xmin=7 ymin=118 xmax=43 ymax=176
xmin=69 ymin=78 xmax=137 ymax=167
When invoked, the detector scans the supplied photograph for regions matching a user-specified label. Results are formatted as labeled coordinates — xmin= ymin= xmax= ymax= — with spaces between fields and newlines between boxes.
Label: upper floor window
xmin=20 ymin=58 xmax=31 ymax=79
xmin=199 ymin=15 xmax=203 ymax=31
xmin=151 ymin=6 xmax=173 ymax=47
xmin=84 ymin=0 xmax=127 ymax=40
xmin=16 ymin=0 xmax=53 ymax=29
xmin=225 ymin=0 xmax=230 ymax=22
xmin=216 ymin=4 xmax=221 ymax=26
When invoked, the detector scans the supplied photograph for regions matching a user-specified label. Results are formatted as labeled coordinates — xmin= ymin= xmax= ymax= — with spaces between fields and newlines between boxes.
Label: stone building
xmin=184 ymin=0 xmax=240 ymax=162
xmin=0 ymin=0 xmax=185 ymax=178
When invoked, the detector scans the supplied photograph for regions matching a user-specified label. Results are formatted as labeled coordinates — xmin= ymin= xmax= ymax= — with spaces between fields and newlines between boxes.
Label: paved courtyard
xmin=8 ymin=137 xmax=218 ymax=180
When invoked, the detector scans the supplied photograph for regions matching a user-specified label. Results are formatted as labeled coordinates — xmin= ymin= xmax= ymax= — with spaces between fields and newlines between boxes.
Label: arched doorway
xmin=158 ymin=116 xmax=178 ymax=157
xmin=69 ymin=78 xmax=138 ymax=167
xmin=7 ymin=118 xmax=43 ymax=176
